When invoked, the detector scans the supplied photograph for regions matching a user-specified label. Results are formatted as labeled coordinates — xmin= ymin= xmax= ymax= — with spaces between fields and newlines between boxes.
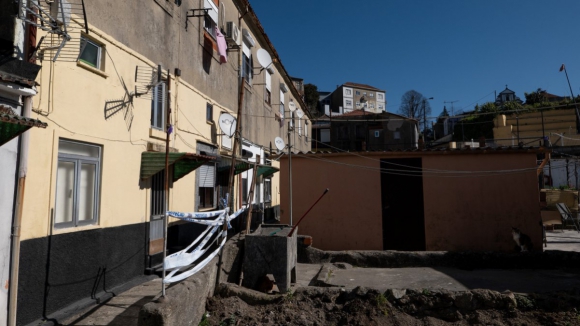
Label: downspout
xmin=8 ymin=95 xmax=33 ymax=326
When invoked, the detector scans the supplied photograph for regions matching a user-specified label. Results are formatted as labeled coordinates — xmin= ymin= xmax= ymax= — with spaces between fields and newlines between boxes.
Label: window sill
xmin=149 ymin=127 xmax=167 ymax=140
xmin=53 ymin=222 xmax=100 ymax=235
xmin=77 ymin=60 xmax=109 ymax=78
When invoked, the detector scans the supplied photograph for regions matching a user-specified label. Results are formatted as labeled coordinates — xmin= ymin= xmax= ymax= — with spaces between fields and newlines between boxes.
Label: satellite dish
xmin=274 ymin=137 xmax=286 ymax=151
xmin=256 ymin=49 xmax=272 ymax=69
xmin=288 ymin=101 xmax=296 ymax=112
xmin=296 ymin=109 xmax=305 ymax=119
xmin=218 ymin=112 xmax=237 ymax=137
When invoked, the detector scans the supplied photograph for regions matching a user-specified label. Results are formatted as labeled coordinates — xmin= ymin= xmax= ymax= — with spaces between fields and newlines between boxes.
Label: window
xmin=79 ymin=36 xmax=103 ymax=69
xmin=355 ymin=91 xmax=360 ymax=95
xmin=378 ymin=104 xmax=384 ymax=110
xmin=375 ymin=130 xmax=380 ymax=137
xmin=356 ymin=101 xmax=360 ymax=107
xmin=242 ymin=42 xmax=252 ymax=83
xmin=370 ymin=103 xmax=375 ymax=109
xmin=298 ymin=117 xmax=302 ymax=136
xmin=345 ymin=100 xmax=352 ymax=106
xmin=151 ymin=82 xmax=166 ymax=130
xmin=305 ymin=121 xmax=308 ymax=138
xmin=345 ymin=89 xmax=352 ymax=95
xmin=377 ymin=93 xmax=384 ymax=101
xmin=197 ymin=143 xmax=217 ymax=209
xmin=363 ymin=92 xmax=367 ymax=95
xmin=320 ymin=129 xmax=330 ymax=142
xmin=203 ymin=0 xmax=219 ymax=39
xmin=265 ymin=70 xmax=272 ymax=105
xmin=370 ymin=93 xmax=374 ymax=98
xmin=264 ymin=178 xmax=271 ymax=203
xmin=279 ymin=89 xmax=285 ymax=127
xmin=198 ymin=164 xmax=216 ymax=208
xmin=242 ymin=178 xmax=248 ymax=205
xmin=150 ymin=169 xmax=166 ymax=218
xmin=55 ymin=139 xmax=101 ymax=228
xmin=206 ymin=103 xmax=213 ymax=121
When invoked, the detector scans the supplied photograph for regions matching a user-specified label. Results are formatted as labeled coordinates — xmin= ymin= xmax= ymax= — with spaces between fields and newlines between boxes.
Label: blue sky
xmin=249 ymin=0 xmax=580 ymax=118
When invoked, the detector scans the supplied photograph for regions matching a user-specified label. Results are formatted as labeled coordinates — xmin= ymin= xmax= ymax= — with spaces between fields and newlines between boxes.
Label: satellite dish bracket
xmin=185 ymin=8 xmax=211 ymax=30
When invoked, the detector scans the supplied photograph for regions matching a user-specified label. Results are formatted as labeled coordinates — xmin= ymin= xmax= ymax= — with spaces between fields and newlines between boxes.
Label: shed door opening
xmin=380 ymin=158 xmax=425 ymax=251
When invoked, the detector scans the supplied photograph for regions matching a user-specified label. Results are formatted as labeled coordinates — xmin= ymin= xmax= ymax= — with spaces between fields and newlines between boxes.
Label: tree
xmin=398 ymin=90 xmax=431 ymax=131
xmin=524 ymin=88 xmax=547 ymax=105
xmin=304 ymin=83 xmax=319 ymax=117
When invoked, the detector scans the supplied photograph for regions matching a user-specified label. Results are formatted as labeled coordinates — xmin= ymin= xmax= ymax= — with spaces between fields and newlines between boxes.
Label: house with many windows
xmin=322 ymin=82 xmax=387 ymax=115
xmin=13 ymin=0 xmax=310 ymax=324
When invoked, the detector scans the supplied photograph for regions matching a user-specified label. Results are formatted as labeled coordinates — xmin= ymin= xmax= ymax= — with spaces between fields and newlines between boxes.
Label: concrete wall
xmin=279 ymin=153 xmax=383 ymax=251
xmin=494 ymin=109 xmax=577 ymax=146
xmin=279 ymin=151 xmax=543 ymax=252
xmin=0 ymin=98 xmax=20 ymax=326
xmin=422 ymin=153 xmax=541 ymax=251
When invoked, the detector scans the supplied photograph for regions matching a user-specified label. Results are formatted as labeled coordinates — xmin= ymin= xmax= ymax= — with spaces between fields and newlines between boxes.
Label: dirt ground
xmin=202 ymin=285 xmax=580 ymax=326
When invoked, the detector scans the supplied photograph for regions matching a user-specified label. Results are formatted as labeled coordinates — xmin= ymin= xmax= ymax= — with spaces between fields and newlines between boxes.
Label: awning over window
xmin=0 ymin=109 xmax=47 ymax=146
xmin=217 ymin=157 xmax=252 ymax=176
xmin=140 ymin=152 xmax=216 ymax=182
xmin=257 ymin=165 xmax=279 ymax=178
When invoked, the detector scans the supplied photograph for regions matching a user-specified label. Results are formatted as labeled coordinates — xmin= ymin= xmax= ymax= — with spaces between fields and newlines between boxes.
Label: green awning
xmin=140 ymin=152 xmax=216 ymax=182
xmin=257 ymin=165 xmax=279 ymax=178
xmin=217 ymin=158 xmax=252 ymax=176
xmin=0 ymin=111 xmax=47 ymax=146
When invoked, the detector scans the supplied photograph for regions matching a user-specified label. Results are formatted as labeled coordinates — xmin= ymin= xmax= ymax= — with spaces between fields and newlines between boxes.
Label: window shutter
xmin=204 ymin=0 xmax=219 ymax=24
xmin=242 ymin=42 xmax=251 ymax=57
xmin=198 ymin=164 xmax=215 ymax=188
xmin=265 ymin=71 xmax=271 ymax=91
xmin=222 ymin=135 xmax=232 ymax=149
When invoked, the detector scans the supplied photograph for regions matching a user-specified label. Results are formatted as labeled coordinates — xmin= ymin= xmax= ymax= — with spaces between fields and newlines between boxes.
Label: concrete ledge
xmin=138 ymin=235 xmax=244 ymax=326
xmin=298 ymin=246 xmax=580 ymax=270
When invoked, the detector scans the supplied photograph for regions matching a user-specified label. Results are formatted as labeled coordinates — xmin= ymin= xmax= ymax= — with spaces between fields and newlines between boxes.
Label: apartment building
xmin=13 ymin=0 xmax=310 ymax=324
xmin=324 ymin=82 xmax=386 ymax=115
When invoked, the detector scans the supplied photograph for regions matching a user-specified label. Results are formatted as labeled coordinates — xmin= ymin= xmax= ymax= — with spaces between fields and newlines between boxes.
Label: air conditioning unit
xmin=225 ymin=21 xmax=240 ymax=46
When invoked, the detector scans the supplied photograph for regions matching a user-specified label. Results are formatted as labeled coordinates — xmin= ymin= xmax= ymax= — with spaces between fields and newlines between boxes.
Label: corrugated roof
xmin=0 ymin=71 xmax=38 ymax=87
xmin=140 ymin=152 xmax=216 ymax=181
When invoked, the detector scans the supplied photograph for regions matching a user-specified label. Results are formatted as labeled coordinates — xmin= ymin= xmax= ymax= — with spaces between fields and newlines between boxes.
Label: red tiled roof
xmin=343 ymin=82 xmax=384 ymax=92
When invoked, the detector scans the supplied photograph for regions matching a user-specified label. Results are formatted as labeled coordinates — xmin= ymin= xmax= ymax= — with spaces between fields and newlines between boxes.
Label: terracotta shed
xmin=279 ymin=147 xmax=548 ymax=252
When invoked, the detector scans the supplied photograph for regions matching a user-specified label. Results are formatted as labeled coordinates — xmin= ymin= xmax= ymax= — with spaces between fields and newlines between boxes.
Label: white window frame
xmin=203 ymin=0 xmax=219 ymax=39
xmin=242 ymin=42 xmax=252 ymax=84
xmin=279 ymin=89 xmax=285 ymax=126
xmin=151 ymin=82 xmax=166 ymax=130
xmin=55 ymin=139 xmax=101 ymax=228
xmin=79 ymin=35 xmax=103 ymax=69
xmin=298 ymin=116 xmax=302 ymax=136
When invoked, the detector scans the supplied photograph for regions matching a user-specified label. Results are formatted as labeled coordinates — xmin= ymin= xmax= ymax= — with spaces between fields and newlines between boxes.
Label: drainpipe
xmin=8 ymin=95 xmax=33 ymax=326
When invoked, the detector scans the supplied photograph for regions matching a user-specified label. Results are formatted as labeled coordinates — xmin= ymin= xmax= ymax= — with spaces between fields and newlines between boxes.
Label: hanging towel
xmin=216 ymin=26 xmax=228 ymax=64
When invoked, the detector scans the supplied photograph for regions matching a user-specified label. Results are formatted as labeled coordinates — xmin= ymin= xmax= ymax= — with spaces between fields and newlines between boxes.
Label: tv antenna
xmin=18 ymin=0 xmax=89 ymax=62
xmin=444 ymin=100 xmax=458 ymax=116
xmin=134 ymin=65 xmax=162 ymax=99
